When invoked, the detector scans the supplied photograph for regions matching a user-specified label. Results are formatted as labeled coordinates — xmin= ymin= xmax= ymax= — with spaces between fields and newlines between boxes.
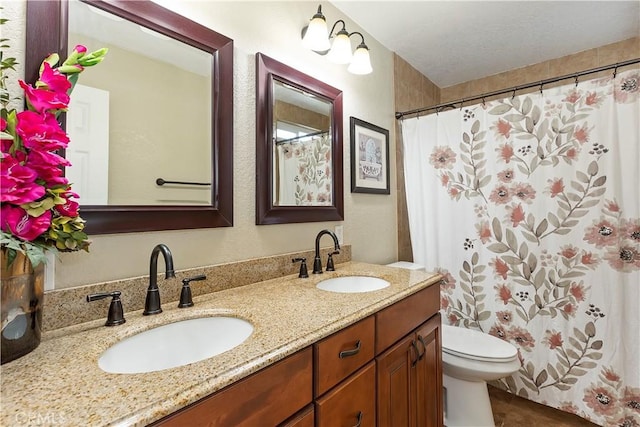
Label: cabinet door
xmin=280 ymin=405 xmax=314 ymax=427
xmin=414 ymin=314 xmax=443 ymax=427
xmin=315 ymin=362 xmax=376 ymax=427
xmin=376 ymin=335 xmax=417 ymax=427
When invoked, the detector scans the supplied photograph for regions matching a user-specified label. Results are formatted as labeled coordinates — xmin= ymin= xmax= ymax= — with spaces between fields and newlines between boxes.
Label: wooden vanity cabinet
xmin=376 ymin=285 xmax=443 ymax=427
xmin=153 ymin=283 xmax=442 ymax=427
xmin=153 ymin=347 xmax=313 ymax=427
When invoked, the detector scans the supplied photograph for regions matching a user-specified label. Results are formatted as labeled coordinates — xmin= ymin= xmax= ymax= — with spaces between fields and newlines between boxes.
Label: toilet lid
xmin=442 ymin=324 xmax=518 ymax=362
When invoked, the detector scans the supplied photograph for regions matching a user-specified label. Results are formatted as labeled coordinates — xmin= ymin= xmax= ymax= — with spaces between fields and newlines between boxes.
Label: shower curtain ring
xmin=539 ymin=81 xmax=544 ymax=95
xmin=511 ymin=88 xmax=517 ymax=100
xmin=482 ymin=96 xmax=486 ymax=107
xmin=613 ymin=65 xmax=619 ymax=78
xmin=460 ymin=98 xmax=465 ymax=111
xmin=574 ymin=75 xmax=579 ymax=87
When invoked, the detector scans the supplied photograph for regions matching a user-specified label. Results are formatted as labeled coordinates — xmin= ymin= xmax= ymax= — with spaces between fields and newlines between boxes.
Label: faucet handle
xmin=326 ymin=251 xmax=339 ymax=271
xmin=87 ymin=291 xmax=126 ymax=326
xmin=178 ymin=275 xmax=206 ymax=308
xmin=292 ymin=258 xmax=309 ymax=278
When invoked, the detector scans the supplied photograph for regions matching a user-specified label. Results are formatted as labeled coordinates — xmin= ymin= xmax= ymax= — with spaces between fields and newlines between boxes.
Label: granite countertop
xmin=1 ymin=262 xmax=441 ymax=426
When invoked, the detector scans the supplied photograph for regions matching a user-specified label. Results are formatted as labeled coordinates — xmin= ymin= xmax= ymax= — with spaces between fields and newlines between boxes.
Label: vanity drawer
xmin=155 ymin=347 xmax=312 ymax=427
xmin=314 ymin=316 xmax=375 ymax=396
xmin=375 ymin=284 xmax=439 ymax=354
xmin=315 ymin=362 xmax=376 ymax=427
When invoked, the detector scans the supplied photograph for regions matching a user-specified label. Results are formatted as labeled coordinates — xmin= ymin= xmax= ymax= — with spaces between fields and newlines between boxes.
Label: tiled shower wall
xmin=394 ymin=37 xmax=640 ymax=262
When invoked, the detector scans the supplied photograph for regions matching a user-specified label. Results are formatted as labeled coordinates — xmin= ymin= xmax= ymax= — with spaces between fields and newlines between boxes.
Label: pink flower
xmin=565 ymin=147 xmax=579 ymax=162
xmin=0 ymin=204 xmax=52 ymax=242
xmin=543 ymin=330 xmax=563 ymax=349
xmin=495 ymin=310 xmax=512 ymax=324
xmin=507 ymin=326 xmax=535 ymax=350
xmin=0 ymin=155 xmax=45 ymax=204
xmin=16 ymin=111 xmax=70 ymax=151
xmin=494 ymin=283 xmax=512 ymax=304
xmin=489 ymin=323 xmax=507 ymax=339
xmin=448 ymin=186 xmax=461 ymax=199
xmin=497 ymin=169 xmax=514 ymax=183
xmin=585 ymin=91 xmax=601 ymax=106
xmin=621 ymin=218 xmax=640 ymax=242
xmin=440 ymin=296 xmax=449 ymax=310
xmin=584 ymin=218 xmax=618 ymax=248
xmin=569 ymin=282 xmax=588 ymax=302
xmin=440 ymin=173 xmax=450 ymax=187
xmin=559 ymin=244 xmax=579 ymax=259
xmin=476 ymin=220 xmax=492 ymax=243
xmin=583 ymin=384 xmax=618 ymax=416
xmin=605 ymin=244 xmax=640 ymax=272
xmin=491 ymin=259 xmax=510 ymax=281
xmin=497 ymin=143 xmax=514 ymax=163
xmin=447 ymin=313 xmax=459 ymax=325
xmin=19 ymin=80 xmax=70 ymax=113
xmin=563 ymin=303 xmax=577 ymax=317
xmin=493 ymin=119 xmax=512 ymax=139
xmin=55 ymin=199 xmax=79 ymax=217
xmin=511 ymin=183 xmax=536 ymax=203
xmin=429 ymin=146 xmax=456 ymax=169
xmin=614 ymin=73 xmax=640 ymax=104
xmin=573 ymin=124 xmax=590 ymax=144
xmin=505 ymin=203 xmax=525 ymax=227
xmin=602 ymin=367 xmax=621 ymax=383
xmin=489 ymin=184 xmax=512 ymax=204
xmin=547 ymin=178 xmax=564 ymax=198
xmin=38 ymin=62 xmax=72 ymax=94
xmin=605 ymin=199 xmax=620 ymax=213
xmin=436 ymin=268 xmax=456 ymax=293
xmin=581 ymin=252 xmax=600 ymax=268
xmin=563 ymin=89 xmax=581 ymax=104
xmin=622 ymin=386 xmax=640 ymax=415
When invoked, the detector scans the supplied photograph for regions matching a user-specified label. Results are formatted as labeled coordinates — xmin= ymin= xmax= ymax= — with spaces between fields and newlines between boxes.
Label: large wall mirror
xmin=25 ymin=0 xmax=234 ymax=234
xmin=256 ymin=53 xmax=344 ymax=225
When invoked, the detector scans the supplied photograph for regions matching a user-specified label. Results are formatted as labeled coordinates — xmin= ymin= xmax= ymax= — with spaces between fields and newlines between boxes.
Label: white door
xmin=66 ymin=84 xmax=110 ymax=205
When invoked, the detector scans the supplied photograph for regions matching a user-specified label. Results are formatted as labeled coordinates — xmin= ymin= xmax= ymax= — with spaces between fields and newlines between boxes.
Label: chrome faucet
xmin=313 ymin=229 xmax=341 ymax=274
xmin=143 ymin=244 xmax=176 ymax=315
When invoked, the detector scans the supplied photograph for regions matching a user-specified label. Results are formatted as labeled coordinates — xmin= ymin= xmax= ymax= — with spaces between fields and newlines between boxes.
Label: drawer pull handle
xmin=352 ymin=411 xmax=363 ymax=427
xmin=339 ymin=340 xmax=361 ymax=358
xmin=417 ymin=335 xmax=427 ymax=361
xmin=411 ymin=340 xmax=420 ymax=367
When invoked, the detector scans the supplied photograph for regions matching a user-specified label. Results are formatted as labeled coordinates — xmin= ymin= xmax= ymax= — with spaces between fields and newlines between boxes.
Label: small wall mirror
xmin=256 ymin=53 xmax=344 ymax=225
xmin=25 ymin=0 xmax=234 ymax=234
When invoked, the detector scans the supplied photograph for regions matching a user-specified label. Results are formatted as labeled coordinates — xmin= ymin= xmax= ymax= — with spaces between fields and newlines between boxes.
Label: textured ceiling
xmin=331 ymin=1 xmax=640 ymax=88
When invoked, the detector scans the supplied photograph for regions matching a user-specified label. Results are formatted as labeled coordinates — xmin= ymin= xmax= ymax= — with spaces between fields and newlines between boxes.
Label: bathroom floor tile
xmin=489 ymin=385 xmax=598 ymax=427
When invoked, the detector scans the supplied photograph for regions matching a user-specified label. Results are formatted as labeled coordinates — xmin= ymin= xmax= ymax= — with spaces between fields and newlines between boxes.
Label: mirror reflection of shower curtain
xmin=401 ymin=69 xmax=640 ymax=427
xmin=274 ymin=135 xmax=332 ymax=206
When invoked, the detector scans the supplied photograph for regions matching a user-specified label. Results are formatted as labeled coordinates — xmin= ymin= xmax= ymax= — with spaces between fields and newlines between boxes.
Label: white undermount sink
xmin=316 ymin=276 xmax=390 ymax=293
xmin=98 ymin=316 xmax=253 ymax=374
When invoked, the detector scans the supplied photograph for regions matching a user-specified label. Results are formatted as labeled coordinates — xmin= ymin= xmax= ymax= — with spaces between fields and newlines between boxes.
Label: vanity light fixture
xmin=301 ymin=5 xmax=373 ymax=75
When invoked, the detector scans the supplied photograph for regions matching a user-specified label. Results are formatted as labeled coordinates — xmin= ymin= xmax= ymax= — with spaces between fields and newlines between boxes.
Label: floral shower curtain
xmin=274 ymin=134 xmax=332 ymax=206
xmin=401 ymin=69 xmax=639 ymax=426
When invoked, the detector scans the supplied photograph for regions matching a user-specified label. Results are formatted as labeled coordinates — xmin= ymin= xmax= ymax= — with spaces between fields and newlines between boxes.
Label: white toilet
xmin=442 ymin=324 xmax=520 ymax=427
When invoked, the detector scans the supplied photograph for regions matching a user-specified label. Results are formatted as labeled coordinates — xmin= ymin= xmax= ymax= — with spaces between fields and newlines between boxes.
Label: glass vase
xmin=1 ymin=249 xmax=44 ymax=364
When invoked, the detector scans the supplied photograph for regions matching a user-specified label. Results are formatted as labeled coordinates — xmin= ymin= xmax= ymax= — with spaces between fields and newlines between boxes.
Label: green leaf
xmin=585 ymin=321 xmax=596 ymax=337
xmin=505 ymin=228 xmax=518 ymax=251
xmin=587 ymin=161 xmax=599 ymax=176
xmin=592 ymin=176 xmax=607 ymax=187
xmin=492 ymin=218 xmax=503 ymax=242
xmin=591 ymin=340 xmax=603 ymax=350
xmin=535 ymin=370 xmax=548 ymax=387
xmin=489 ymin=104 xmax=512 ymax=115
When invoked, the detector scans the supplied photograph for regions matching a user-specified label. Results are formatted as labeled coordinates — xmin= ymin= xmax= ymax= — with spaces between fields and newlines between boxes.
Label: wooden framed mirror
xmin=255 ymin=53 xmax=344 ymax=225
xmin=25 ymin=0 xmax=234 ymax=234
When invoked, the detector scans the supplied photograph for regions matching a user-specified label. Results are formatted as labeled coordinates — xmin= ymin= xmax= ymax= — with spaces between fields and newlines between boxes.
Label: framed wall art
xmin=350 ymin=117 xmax=390 ymax=194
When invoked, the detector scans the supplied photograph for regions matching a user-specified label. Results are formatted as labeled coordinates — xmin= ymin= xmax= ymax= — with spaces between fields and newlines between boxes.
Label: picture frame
xmin=350 ymin=117 xmax=390 ymax=194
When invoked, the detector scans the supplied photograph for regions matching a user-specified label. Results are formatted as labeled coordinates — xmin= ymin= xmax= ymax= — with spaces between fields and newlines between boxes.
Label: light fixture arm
xmin=312 ymin=4 xmax=326 ymax=21
xmin=348 ymin=31 xmax=368 ymax=47
xmin=329 ymin=19 xmax=349 ymax=38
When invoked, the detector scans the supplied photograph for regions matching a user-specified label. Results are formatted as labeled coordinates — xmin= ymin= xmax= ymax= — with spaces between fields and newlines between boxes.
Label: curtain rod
xmin=275 ymin=129 xmax=328 ymax=145
xmin=395 ymin=58 xmax=640 ymax=120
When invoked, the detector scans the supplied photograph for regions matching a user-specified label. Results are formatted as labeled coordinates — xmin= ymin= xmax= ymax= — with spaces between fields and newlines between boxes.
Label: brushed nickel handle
xmin=352 ymin=411 xmax=363 ymax=427
xmin=339 ymin=340 xmax=361 ymax=358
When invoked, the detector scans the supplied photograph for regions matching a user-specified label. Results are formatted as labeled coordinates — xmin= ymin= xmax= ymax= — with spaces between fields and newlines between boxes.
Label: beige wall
xmin=9 ymin=1 xmax=398 ymax=288
xmin=394 ymin=37 xmax=640 ymax=261
xmin=70 ymin=34 xmax=211 ymax=205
